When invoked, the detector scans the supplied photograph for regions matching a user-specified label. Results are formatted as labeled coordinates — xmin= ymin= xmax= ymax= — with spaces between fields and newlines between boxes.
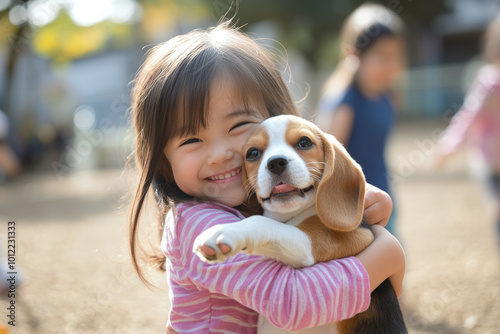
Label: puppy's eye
xmin=246 ymin=147 xmax=262 ymax=161
xmin=296 ymin=136 xmax=313 ymax=149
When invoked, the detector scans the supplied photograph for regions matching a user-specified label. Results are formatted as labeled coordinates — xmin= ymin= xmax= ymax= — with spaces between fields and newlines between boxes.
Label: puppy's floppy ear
xmin=241 ymin=150 xmax=252 ymax=195
xmin=316 ymin=132 xmax=365 ymax=232
xmin=241 ymin=144 xmax=259 ymax=199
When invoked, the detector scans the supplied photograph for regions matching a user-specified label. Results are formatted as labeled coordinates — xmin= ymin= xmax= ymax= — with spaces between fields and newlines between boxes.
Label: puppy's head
xmin=243 ymin=115 xmax=365 ymax=231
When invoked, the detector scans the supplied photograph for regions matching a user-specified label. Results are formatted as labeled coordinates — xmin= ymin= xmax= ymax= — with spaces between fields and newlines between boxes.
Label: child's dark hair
xmin=128 ymin=22 xmax=297 ymax=286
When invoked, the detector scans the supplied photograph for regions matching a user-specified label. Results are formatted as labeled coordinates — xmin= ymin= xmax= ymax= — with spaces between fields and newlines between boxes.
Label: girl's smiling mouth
xmin=206 ymin=167 xmax=242 ymax=183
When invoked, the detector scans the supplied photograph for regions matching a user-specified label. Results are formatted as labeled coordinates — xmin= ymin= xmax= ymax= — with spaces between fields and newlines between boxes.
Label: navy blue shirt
xmin=336 ymin=83 xmax=395 ymax=193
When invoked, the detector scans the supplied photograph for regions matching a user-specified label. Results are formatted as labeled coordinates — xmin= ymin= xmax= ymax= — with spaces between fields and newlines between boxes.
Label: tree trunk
xmin=2 ymin=22 xmax=30 ymax=119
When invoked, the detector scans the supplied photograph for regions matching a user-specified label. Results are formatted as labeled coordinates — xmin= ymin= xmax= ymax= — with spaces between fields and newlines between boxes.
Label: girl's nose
xmin=207 ymin=144 xmax=234 ymax=165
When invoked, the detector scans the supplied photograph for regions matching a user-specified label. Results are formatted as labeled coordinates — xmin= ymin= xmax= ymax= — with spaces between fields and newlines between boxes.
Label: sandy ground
xmin=0 ymin=120 xmax=499 ymax=334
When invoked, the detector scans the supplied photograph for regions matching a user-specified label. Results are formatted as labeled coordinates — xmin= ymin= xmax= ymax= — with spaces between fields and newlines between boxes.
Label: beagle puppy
xmin=193 ymin=115 xmax=407 ymax=334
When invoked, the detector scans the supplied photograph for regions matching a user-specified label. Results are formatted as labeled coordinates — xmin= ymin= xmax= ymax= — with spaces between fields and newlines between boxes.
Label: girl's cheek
xmin=238 ymin=126 xmax=259 ymax=152
xmin=175 ymin=153 xmax=202 ymax=179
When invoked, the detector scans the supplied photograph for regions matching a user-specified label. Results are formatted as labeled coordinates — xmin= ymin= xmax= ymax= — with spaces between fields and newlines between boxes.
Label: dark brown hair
xmin=128 ymin=22 xmax=298 ymax=286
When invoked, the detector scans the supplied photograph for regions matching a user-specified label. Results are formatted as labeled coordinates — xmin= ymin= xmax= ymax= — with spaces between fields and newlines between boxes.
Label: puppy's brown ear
xmin=238 ymin=159 xmax=264 ymax=217
xmin=316 ymin=133 xmax=366 ymax=232
xmin=241 ymin=152 xmax=252 ymax=196
xmin=241 ymin=144 xmax=260 ymax=200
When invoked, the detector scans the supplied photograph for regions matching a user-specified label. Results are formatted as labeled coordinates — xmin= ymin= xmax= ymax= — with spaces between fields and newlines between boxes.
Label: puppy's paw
xmin=193 ymin=224 xmax=247 ymax=263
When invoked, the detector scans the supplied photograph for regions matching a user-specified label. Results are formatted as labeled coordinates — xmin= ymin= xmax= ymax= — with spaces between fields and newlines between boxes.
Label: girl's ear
xmin=316 ymin=132 xmax=365 ymax=232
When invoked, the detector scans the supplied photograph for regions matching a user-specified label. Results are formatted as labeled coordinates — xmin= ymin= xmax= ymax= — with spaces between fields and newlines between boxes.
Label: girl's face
xmin=164 ymin=77 xmax=269 ymax=207
xmin=357 ymin=36 xmax=405 ymax=93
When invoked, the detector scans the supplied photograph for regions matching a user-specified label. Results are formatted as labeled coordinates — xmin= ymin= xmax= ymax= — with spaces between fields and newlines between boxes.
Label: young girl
xmin=315 ymin=4 xmax=406 ymax=235
xmin=129 ymin=22 xmax=405 ymax=333
xmin=436 ymin=16 xmax=500 ymax=246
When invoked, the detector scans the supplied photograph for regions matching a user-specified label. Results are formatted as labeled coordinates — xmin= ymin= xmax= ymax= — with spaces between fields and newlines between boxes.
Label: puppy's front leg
xmin=193 ymin=216 xmax=315 ymax=268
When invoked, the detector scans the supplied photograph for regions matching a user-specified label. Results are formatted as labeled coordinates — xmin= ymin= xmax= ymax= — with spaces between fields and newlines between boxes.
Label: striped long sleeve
xmin=162 ymin=202 xmax=370 ymax=333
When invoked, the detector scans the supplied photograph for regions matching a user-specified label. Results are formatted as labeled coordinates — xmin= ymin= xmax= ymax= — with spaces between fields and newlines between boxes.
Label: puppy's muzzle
xmin=267 ymin=155 xmax=288 ymax=175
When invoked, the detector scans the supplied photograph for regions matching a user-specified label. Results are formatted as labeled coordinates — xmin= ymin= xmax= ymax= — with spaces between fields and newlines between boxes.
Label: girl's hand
xmin=364 ymin=183 xmax=393 ymax=227
xmin=356 ymin=225 xmax=405 ymax=297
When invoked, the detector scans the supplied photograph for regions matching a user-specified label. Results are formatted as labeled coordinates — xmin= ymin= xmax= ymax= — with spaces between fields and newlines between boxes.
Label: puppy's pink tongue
xmin=272 ymin=184 xmax=297 ymax=195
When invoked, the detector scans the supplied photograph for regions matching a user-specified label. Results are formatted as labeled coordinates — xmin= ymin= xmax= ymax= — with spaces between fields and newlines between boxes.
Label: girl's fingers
xmin=364 ymin=186 xmax=392 ymax=227
xmin=364 ymin=202 xmax=389 ymax=227
xmin=364 ymin=191 xmax=377 ymax=209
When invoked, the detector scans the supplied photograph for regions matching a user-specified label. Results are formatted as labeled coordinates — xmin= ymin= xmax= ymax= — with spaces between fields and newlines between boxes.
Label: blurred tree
xmin=0 ymin=0 xmax=212 ymax=119
xmin=0 ymin=0 xmax=30 ymax=118
xmin=139 ymin=0 xmax=210 ymax=41
xmin=32 ymin=12 xmax=134 ymax=62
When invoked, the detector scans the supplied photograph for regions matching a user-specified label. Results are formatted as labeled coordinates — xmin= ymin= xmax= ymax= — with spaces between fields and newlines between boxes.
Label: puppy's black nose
xmin=267 ymin=156 xmax=288 ymax=175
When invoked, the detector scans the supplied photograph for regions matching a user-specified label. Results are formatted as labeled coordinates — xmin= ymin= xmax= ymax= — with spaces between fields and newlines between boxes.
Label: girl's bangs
xmin=170 ymin=56 xmax=269 ymax=140
xmin=215 ymin=51 xmax=291 ymax=118
xmin=216 ymin=60 xmax=269 ymax=114
xmin=168 ymin=50 xmax=217 ymax=140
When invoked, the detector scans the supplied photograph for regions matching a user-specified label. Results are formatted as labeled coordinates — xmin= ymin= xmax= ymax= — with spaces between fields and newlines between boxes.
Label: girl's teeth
xmin=209 ymin=168 xmax=240 ymax=180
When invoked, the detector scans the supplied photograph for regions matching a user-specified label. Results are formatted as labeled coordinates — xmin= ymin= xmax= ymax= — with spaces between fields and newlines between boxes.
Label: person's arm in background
xmin=316 ymin=103 xmax=355 ymax=146
xmin=435 ymin=70 xmax=493 ymax=168
xmin=0 ymin=144 xmax=21 ymax=177
xmin=0 ymin=110 xmax=21 ymax=178
xmin=328 ymin=104 xmax=355 ymax=146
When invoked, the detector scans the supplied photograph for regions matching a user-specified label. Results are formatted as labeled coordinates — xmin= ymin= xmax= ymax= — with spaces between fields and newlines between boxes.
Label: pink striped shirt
xmin=161 ymin=201 xmax=371 ymax=333
xmin=439 ymin=64 xmax=500 ymax=171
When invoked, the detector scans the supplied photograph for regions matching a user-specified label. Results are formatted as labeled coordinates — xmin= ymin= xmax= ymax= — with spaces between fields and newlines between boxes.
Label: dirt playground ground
xmin=0 ymin=120 xmax=499 ymax=334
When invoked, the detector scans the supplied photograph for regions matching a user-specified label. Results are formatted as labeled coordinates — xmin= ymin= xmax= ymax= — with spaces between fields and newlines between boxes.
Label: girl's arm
xmin=436 ymin=71 xmax=494 ymax=167
xmin=171 ymin=204 xmax=371 ymax=331
xmin=356 ymin=225 xmax=405 ymax=297
xmin=362 ymin=186 xmax=404 ymax=296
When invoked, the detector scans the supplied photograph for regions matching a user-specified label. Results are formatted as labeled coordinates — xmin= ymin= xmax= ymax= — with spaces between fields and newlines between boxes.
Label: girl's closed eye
xmin=179 ymin=138 xmax=202 ymax=147
xmin=230 ymin=121 xmax=250 ymax=131
xmin=229 ymin=120 xmax=257 ymax=135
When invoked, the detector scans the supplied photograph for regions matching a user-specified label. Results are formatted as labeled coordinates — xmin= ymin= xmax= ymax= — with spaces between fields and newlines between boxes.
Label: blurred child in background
xmin=316 ymin=3 xmax=406 ymax=235
xmin=0 ymin=109 xmax=21 ymax=183
xmin=436 ymin=15 xmax=500 ymax=247
xmin=0 ymin=109 xmax=22 ymax=296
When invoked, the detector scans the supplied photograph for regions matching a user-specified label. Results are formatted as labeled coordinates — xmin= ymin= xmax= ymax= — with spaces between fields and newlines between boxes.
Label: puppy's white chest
xmin=263 ymin=205 xmax=317 ymax=227
xmin=258 ymin=206 xmax=337 ymax=334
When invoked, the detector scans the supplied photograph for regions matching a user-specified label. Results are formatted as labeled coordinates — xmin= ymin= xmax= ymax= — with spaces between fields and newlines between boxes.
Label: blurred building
xmin=403 ymin=0 xmax=500 ymax=118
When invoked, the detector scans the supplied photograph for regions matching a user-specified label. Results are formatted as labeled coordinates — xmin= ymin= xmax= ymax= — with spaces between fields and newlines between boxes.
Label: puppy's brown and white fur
xmin=193 ymin=115 xmax=406 ymax=334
